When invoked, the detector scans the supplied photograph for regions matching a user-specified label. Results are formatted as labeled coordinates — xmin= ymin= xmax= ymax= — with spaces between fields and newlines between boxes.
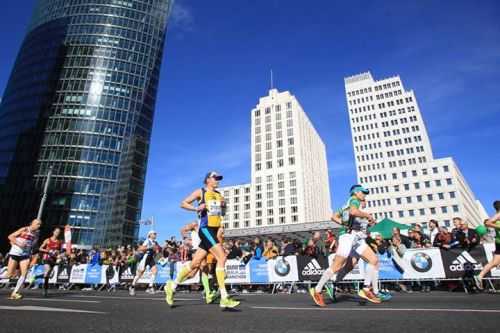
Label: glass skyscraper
xmin=0 ymin=0 xmax=173 ymax=249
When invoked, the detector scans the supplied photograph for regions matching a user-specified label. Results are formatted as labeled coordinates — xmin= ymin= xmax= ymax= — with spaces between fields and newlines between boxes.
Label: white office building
xmin=221 ymin=89 xmax=331 ymax=233
xmin=344 ymin=72 xmax=484 ymax=228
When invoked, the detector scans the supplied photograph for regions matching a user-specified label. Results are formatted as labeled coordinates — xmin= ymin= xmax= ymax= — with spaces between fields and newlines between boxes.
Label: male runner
xmin=475 ymin=200 xmax=500 ymax=290
xmin=324 ymin=199 xmax=391 ymax=302
xmin=38 ymin=227 xmax=62 ymax=297
xmin=129 ymin=230 xmax=159 ymax=295
xmin=0 ymin=219 xmax=41 ymax=299
xmin=310 ymin=185 xmax=381 ymax=306
xmin=164 ymin=171 xmax=239 ymax=309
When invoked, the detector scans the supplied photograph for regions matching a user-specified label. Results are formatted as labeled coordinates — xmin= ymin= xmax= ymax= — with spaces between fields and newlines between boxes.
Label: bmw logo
xmin=411 ymin=252 xmax=432 ymax=273
xmin=274 ymin=258 xmax=290 ymax=277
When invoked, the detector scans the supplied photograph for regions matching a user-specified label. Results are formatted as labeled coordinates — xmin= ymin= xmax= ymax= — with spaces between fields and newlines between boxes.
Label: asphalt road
xmin=0 ymin=289 xmax=499 ymax=333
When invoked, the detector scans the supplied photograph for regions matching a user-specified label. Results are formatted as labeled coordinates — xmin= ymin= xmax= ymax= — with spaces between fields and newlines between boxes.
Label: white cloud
xmin=170 ymin=1 xmax=194 ymax=32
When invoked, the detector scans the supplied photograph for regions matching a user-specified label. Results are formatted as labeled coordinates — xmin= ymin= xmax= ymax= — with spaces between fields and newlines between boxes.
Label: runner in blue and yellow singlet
xmin=164 ymin=171 xmax=239 ymax=309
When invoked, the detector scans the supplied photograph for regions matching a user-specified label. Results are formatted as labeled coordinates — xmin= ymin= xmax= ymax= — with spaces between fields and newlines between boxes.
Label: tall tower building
xmin=221 ymin=89 xmax=331 ymax=233
xmin=344 ymin=72 xmax=484 ymax=228
xmin=0 ymin=0 xmax=173 ymax=249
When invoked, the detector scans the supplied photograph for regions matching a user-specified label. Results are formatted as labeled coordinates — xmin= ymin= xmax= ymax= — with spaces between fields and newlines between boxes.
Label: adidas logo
xmin=302 ymin=259 xmax=324 ymax=276
xmin=449 ymin=251 xmax=483 ymax=272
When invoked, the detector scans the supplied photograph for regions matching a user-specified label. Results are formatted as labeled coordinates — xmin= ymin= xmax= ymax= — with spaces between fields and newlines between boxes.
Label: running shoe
xmin=206 ymin=290 xmax=217 ymax=304
xmin=9 ymin=292 xmax=23 ymax=300
xmin=129 ymin=286 xmax=135 ymax=296
xmin=358 ymin=288 xmax=381 ymax=304
xmin=473 ymin=275 xmax=484 ymax=290
xmin=325 ymin=284 xmax=335 ymax=301
xmin=376 ymin=291 xmax=392 ymax=301
xmin=220 ymin=297 xmax=240 ymax=309
xmin=164 ymin=281 xmax=174 ymax=306
xmin=146 ymin=287 xmax=155 ymax=294
xmin=309 ymin=287 xmax=326 ymax=307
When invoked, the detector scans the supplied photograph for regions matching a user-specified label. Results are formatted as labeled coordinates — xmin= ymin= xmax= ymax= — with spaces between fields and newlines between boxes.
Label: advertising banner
xmin=249 ymin=258 xmax=269 ymax=283
xmin=440 ymin=247 xmax=488 ymax=279
xmin=85 ymin=264 xmax=102 ymax=284
xmin=297 ymin=255 xmax=329 ymax=281
xmin=268 ymin=256 xmax=299 ymax=282
xmin=56 ymin=265 xmax=71 ymax=283
xmin=69 ymin=264 xmax=87 ymax=283
xmin=400 ymin=248 xmax=445 ymax=279
xmin=225 ymin=259 xmax=250 ymax=284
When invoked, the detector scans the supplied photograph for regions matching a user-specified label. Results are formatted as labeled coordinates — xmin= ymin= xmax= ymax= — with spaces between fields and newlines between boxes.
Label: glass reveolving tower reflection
xmin=0 ymin=0 xmax=173 ymax=249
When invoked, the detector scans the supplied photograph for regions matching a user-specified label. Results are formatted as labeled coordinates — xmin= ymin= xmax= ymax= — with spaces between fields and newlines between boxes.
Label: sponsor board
xmin=401 ymin=248 xmax=445 ymax=279
xmin=69 ymin=264 xmax=87 ymax=283
xmin=249 ymin=258 xmax=269 ymax=283
xmin=225 ymin=259 xmax=250 ymax=284
xmin=85 ymin=264 xmax=102 ymax=284
xmin=440 ymin=247 xmax=488 ymax=279
xmin=268 ymin=256 xmax=299 ymax=282
xmin=297 ymin=256 xmax=328 ymax=281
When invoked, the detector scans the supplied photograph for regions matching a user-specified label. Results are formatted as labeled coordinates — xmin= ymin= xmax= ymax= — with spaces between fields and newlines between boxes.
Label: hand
xmin=197 ymin=203 xmax=206 ymax=212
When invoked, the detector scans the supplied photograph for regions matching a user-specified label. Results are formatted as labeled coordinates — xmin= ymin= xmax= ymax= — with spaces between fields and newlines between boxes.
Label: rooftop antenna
xmin=270 ymin=69 xmax=274 ymax=90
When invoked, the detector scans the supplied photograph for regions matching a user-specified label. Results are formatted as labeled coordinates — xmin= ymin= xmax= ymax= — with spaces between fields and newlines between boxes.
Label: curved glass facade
xmin=0 ymin=0 xmax=173 ymax=248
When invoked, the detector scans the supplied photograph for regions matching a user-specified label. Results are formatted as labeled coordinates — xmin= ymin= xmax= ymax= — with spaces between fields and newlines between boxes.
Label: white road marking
xmin=0 ymin=305 xmax=106 ymax=314
xmin=23 ymin=298 xmax=99 ymax=303
xmin=251 ymin=306 xmax=500 ymax=314
xmin=71 ymin=294 xmax=196 ymax=301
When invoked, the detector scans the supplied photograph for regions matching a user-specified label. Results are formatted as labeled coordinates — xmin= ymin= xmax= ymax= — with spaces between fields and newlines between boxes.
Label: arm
xmin=7 ymin=228 xmax=26 ymax=247
xmin=38 ymin=239 xmax=50 ymax=253
xmin=180 ymin=189 xmax=203 ymax=212
xmin=485 ymin=212 xmax=500 ymax=229
xmin=330 ymin=212 xmax=343 ymax=226
xmin=180 ymin=222 xmax=198 ymax=236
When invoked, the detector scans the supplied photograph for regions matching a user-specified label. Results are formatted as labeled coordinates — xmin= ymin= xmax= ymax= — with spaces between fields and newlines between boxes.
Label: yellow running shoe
xmin=220 ymin=297 xmax=240 ymax=309
xmin=9 ymin=292 xmax=23 ymax=300
xmin=206 ymin=290 xmax=217 ymax=304
xmin=164 ymin=281 xmax=174 ymax=306
xmin=358 ymin=288 xmax=381 ymax=304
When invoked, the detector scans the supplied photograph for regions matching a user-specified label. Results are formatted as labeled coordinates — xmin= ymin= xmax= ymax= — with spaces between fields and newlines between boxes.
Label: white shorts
xmin=191 ymin=230 xmax=201 ymax=250
xmin=336 ymin=233 xmax=368 ymax=258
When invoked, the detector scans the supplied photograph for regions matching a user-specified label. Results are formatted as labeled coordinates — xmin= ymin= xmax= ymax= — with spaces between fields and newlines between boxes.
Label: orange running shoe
xmin=358 ymin=288 xmax=381 ymax=304
xmin=309 ymin=287 xmax=326 ymax=307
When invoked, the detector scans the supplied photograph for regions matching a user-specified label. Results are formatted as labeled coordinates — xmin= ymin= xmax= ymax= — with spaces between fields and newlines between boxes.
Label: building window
xmin=404 ymin=184 xmax=410 ymax=191
xmin=409 ymin=209 xmax=415 ymax=217
xmin=414 ymin=182 xmax=420 ymax=189
xmin=417 ymin=195 xmax=422 ymax=202
xmin=289 ymin=157 xmax=295 ymax=165
xmin=427 ymin=194 xmax=433 ymax=201
xmin=435 ymin=180 xmax=441 ymax=187
xmin=419 ymin=208 xmax=425 ymax=216
xmin=443 ymin=165 xmax=449 ymax=172
xmin=446 ymin=178 xmax=452 ymax=185
xmin=452 ymin=205 xmax=459 ymax=213
xmin=398 ymin=211 xmax=404 ymax=218
xmin=425 ymin=181 xmax=430 ymax=188
xmin=402 ymin=171 xmax=407 ymax=178
xmin=441 ymin=206 xmax=448 ymax=213
xmin=449 ymin=191 xmax=456 ymax=199
xmin=438 ymin=193 xmax=444 ymax=200
xmin=406 ymin=197 xmax=412 ymax=203
xmin=292 ymin=215 xmax=298 ymax=222
xmin=430 ymin=207 xmax=436 ymax=214
xmin=433 ymin=167 xmax=438 ymax=174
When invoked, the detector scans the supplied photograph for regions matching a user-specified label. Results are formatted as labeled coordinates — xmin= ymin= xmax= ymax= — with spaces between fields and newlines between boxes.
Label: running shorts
xmin=198 ymin=227 xmax=219 ymax=251
xmin=9 ymin=254 xmax=30 ymax=262
xmin=137 ymin=253 xmax=156 ymax=271
xmin=336 ymin=233 xmax=368 ymax=258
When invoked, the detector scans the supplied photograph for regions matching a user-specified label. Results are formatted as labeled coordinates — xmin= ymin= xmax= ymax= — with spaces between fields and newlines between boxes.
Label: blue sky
xmin=1 ymin=1 xmax=499 ymax=241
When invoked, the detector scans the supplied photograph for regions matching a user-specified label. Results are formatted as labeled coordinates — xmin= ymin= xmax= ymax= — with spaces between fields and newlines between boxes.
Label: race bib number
xmin=207 ymin=200 xmax=222 ymax=216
